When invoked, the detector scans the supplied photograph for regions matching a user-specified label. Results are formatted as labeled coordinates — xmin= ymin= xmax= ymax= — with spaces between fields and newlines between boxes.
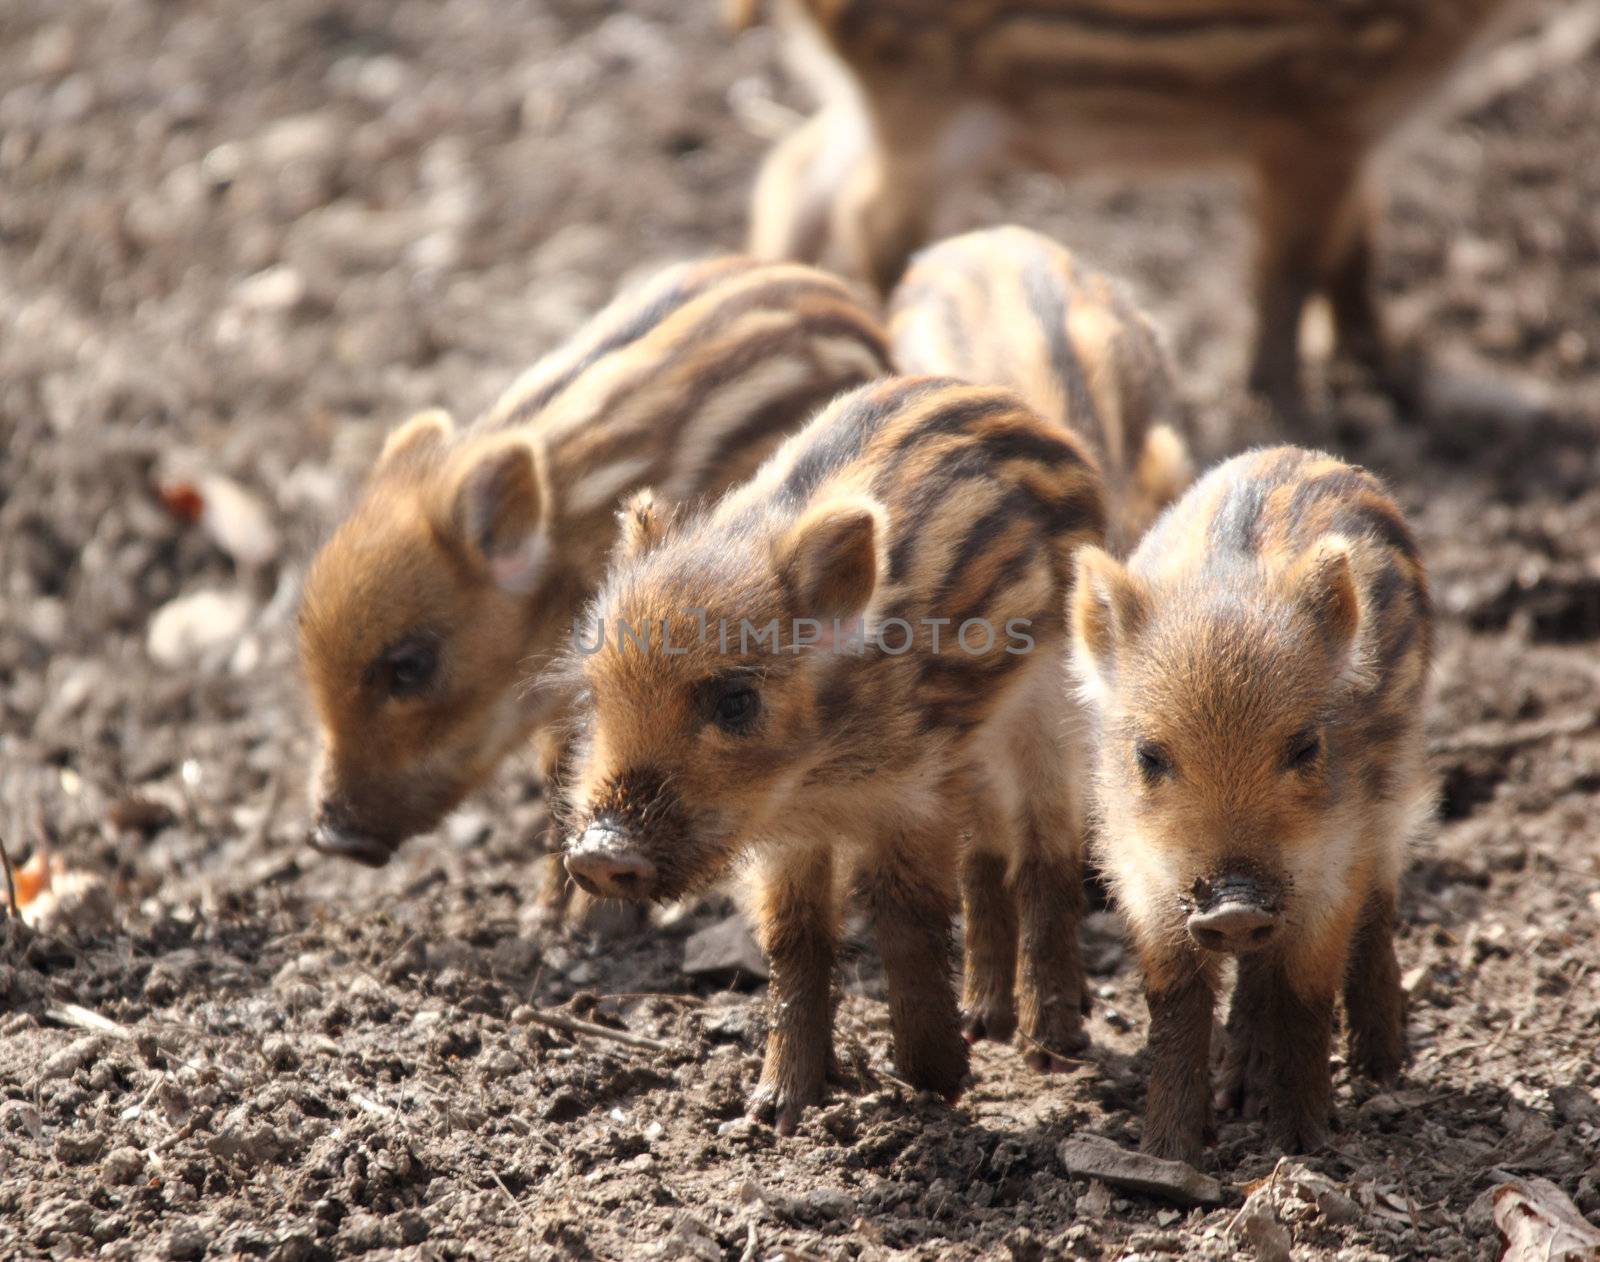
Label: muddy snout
xmin=565 ymin=822 xmax=659 ymax=900
xmin=1187 ymin=875 xmax=1281 ymax=954
xmin=309 ymin=814 xmax=395 ymax=868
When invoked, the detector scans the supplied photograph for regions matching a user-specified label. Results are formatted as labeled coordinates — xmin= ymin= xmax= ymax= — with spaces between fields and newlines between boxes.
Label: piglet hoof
xmin=1139 ymin=1126 xmax=1204 ymax=1167
xmin=1021 ymin=1011 xmax=1090 ymax=1072
xmin=960 ymin=998 xmax=1017 ymax=1045
xmin=748 ymin=1078 xmax=825 ymax=1137
xmin=1346 ymin=1023 xmax=1408 ymax=1085
xmin=1266 ymin=1110 xmax=1330 ymax=1157
xmin=897 ymin=1033 xmax=970 ymax=1106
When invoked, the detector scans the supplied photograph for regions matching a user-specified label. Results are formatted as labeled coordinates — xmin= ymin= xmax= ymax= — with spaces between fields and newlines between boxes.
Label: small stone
xmin=0 ymin=1100 xmax=42 ymax=1137
xmin=232 ymin=265 xmax=305 ymax=313
xmin=53 ymin=1131 xmax=104 ymax=1163
xmin=1401 ymin=964 xmax=1433 ymax=1001
xmin=682 ymin=914 xmax=768 ymax=984
xmin=803 ymin=1186 xmax=853 ymax=1221
xmin=146 ymin=588 xmax=254 ymax=667
xmin=103 ymin=1146 xmax=146 ymax=1185
xmin=1058 ymin=1135 xmax=1223 ymax=1206
xmin=261 ymin=1036 xmax=298 ymax=1072
xmin=164 ymin=1224 xmax=208 ymax=1260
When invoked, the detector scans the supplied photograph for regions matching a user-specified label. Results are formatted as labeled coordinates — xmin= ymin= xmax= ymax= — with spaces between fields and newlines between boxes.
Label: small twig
xmin=522 ymin=1007 xmax=672 ymax=1053
xmin=490 ymin=1171 xmax=538 ymax=1233
xmin=0 ymin=834 xmax=17 ymax=918
xmin=46 ymin=1002 xmax=136 ymax=1040
xmin=349 ymin=1091 xmax=397 ymax=1120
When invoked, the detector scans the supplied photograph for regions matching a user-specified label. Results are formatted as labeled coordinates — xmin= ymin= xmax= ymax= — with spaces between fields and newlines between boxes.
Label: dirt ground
xmin=2 ymin=1 xmax=1599 ymax=1259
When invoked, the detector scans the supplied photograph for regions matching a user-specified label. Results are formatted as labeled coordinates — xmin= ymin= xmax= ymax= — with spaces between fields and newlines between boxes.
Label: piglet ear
xmin=779 ymin=496 xmax=884 ymax=621
xmin=443 ymin=435 xmax=551 ymax=593
xmin=1290 ymin=536 xmax=1360 ymax=660
xmin=1070 ymin=546 xmax=1149 ymax=698
xmin=377 ymin=408 xmax=455 ymax=474
xmin=614 ymin=489 xmax=668 ymax=564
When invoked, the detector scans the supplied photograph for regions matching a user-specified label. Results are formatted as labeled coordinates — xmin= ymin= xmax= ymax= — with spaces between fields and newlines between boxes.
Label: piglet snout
xmin=1187 ymin=899 xmax=1279 ymax=954
xmin=565 ymin=824 xmax=659 ymax=900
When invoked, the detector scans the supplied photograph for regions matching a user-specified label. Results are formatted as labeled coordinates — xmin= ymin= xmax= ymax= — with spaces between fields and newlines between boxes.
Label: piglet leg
xmin=748 ymin=847 xmax=838 ymax=1136
xmin=1343 ymin=886 xmax=1407 ymax=1083
xmin=1141 ymin=958 xmax=1216 ymax=1165
xmin=862 ymin=835 xmax=970 ymax=1103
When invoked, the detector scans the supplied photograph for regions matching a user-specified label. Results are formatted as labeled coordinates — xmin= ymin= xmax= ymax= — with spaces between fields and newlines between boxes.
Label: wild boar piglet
xmin=564 ymin=375 xmax=1107 ymax=1131
xmin=746 ymin=0 xmax=1532 ymax=416
xmin=297 ymin=258 xmax=890 ymax=904
xmin=890 ymin=225 xmax=1192 ymax=551
xmin=1071 ymin=446 xmax=1432 ymax=1161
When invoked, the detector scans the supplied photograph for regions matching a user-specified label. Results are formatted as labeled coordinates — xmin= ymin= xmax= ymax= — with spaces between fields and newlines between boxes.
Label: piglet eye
xmin=704 ymin=678 xmax=760 ymax=734
xmin=1286 ymin=729 xmax=1322 ymax=771
xmin=1134 ymin=741 xmax=1173 ymax=781
xmin=378 ymin=639 xmax=438 ymax=698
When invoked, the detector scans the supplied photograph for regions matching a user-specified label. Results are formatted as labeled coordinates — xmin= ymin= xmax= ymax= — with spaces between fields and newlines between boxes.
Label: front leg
xmin=747 ymin=848 xmax=838 ymax=1136
xmin=960 ymin=848 xmax=1018 ymax=1043
xmin=1141 ymin=955 xmax=1217 ymax=1164
xmin=860 ymin=834 xmax=969 ymax=1102
xmin=1220 ymin=952 xmax=1336 ymax=1154
xmin=1343 ymin=886 xmax=1407 ymax=1084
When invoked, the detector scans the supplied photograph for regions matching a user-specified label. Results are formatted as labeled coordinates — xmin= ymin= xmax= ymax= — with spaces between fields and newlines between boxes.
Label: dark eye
xmin=378 ymin=639 xmax=438 ymax=698
xmin=1286 ymin=729 xmax=1322 ymax=771
xmin=706 ymin=679 xmax=760 ymax=734
xmin=1135 ymin=741 xmax=1172 ymax=782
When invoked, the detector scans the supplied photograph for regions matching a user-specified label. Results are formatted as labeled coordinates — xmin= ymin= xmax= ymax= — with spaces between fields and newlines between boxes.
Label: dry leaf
xmin=1493 ymin=1178 xmax=1600 ymax=1262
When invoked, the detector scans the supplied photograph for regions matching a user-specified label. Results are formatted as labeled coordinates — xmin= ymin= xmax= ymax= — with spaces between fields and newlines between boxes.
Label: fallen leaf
xmin=1494 ymin=1178 xmax=1600 ymax=1261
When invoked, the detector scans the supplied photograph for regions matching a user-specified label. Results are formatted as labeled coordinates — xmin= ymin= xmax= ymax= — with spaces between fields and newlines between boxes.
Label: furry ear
xmin=1290 ymin=536 xmax=1361 ymax=661
xmin=614 ymin=489 xmax=668 ymax=564
xmin=377 ymin=409 xmax=455 ymax=473
xmin=778 ymin=496 xmax=884 ymax=621
xmin=443 ymin=436 xmax=552 ymax=593
xmin=1070 ymin=546 xmax=1149 ymax=697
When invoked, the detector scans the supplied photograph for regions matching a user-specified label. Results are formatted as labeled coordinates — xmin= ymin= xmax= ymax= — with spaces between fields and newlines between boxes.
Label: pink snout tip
xmin=565 ymin=826 xmax=659 ymax=901
xmin=1186 ymin=901 xmax=1279 ymax=954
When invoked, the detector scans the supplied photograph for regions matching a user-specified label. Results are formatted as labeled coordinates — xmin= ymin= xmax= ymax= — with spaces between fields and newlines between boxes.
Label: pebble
xmin=102 ymin=1146 xmax=146 ymax=1185
xmin=146 ymin=588 xmax=254 ymax=667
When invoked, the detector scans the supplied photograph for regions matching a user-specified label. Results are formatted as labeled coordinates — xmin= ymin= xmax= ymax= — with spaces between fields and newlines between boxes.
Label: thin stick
xmin=0 ymin=834 xmax=16 ymax=918
xmin=45 ymin=1003 xmax=136 ymax=1040
xmin=522 ymin=1007 xmax=672 ymax=1053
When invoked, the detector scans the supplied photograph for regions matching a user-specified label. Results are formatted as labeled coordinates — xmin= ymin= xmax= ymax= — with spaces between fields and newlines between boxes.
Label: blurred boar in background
xmin=743 ymin=0 xmax=1532 ymax=417
xmin=890 ymin=225 xmax=1192 ymax=552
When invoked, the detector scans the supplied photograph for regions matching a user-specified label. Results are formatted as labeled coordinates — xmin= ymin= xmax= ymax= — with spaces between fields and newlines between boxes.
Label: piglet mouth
xmin=309 ymin=822 xmax=395 ymax=868
xmin=565 ymin=821 xmax=661 ymax=901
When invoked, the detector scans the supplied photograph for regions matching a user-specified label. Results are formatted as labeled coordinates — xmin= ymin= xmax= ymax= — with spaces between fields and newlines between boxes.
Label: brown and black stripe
xmin=889 ymin=226 xmax=1183 ymax=549
xmin=479 ymin=256 xmax=891 ymax=538
xmin=608 ymin=375 xmax=1106 ymax=748
xmin=1135 ymin=444 xmax=1431 ymax=764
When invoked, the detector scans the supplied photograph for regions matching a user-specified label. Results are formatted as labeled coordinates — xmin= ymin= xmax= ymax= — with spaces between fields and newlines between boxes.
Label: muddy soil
xmin=2 ymin=2 xmax=1598 ymax=1259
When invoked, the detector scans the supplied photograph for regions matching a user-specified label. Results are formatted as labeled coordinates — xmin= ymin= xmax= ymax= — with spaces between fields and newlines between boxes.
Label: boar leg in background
xmin=1343 ymin=884 xmax=1408 ymax=1083
xmin=959 ymin=775 xmax=1020 ymax=1044
xmin=1012 ymin=726 xmax=1093 ymax=1069
xmin=1141 ymin=954 xmax=1217 ymax=1164
xmin=748 ymin=846 xmax=838 ymax=1135
xmin=859 ymin=830 xmax=969 ymax=1102
xmin=1248 ymin=137 xmax=1372 ymax=422
xmin=1218 ymin=951 xmax=1337 ymax=1154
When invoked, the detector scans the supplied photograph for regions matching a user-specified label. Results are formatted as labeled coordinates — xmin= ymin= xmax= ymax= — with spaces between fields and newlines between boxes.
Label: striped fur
xmin=890 ymin=226 xmax=1193 ymax=551
xmin=563 ymin=376 xmax=1107 ymax=1129
xmin=1071 ymin=444 xmax=1432 ymax=1161
xmin=298 ymin=257 xmax=890 ymax=876
xmin=747 ymin=0 xmax=1532 ymax=415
